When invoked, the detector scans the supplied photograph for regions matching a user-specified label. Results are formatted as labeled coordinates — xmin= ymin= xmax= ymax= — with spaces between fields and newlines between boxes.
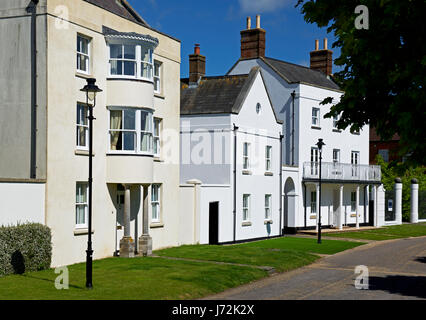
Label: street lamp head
xmin=316 ymin=138 xmax=325 ymax=151
xmin=80 ymin=78 xmax=102 ymax=103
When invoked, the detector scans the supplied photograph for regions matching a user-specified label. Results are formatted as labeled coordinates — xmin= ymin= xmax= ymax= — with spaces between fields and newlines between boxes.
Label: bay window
xmin=109 ymin=108 xmax=154 ymax=154
xmin=108 ymin=43 xmax=153 ymax=80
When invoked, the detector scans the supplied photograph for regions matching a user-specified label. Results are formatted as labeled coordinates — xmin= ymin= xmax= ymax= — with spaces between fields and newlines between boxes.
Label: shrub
xmin=0 ymin=223 xmax=52 ymax=277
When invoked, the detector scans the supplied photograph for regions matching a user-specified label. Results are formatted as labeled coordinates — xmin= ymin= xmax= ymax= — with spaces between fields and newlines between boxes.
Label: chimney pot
xmin=323 ymin=38 xmax=328 ymax=50
xmin=194 ymin=43 xmax=200 ymax=55
xmin=247 ymin=17 xmax=251 ymax=30
xmin=315 ymin=39 xmax=319 ymax=51
xmin=256 ymin=15 xmax=261 ymax=28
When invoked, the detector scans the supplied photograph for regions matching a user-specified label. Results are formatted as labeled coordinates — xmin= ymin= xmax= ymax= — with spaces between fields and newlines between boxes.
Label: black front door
xmin=209 ymin=202 xmax=219 ymax=245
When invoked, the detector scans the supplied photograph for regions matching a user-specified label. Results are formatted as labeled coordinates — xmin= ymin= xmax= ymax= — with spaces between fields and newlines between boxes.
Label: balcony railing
xmin=303 ymin=162 xmax=381 ymax=182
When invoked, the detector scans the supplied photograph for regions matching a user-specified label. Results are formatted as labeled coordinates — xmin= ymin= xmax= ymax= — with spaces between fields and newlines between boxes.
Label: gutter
xmin=233 ymin=123 xmax=239 ymax=242
xmin=27 ymin=0 xmax=39 ymax=179
xmin=291 ymin=90 xmax=296 ymax=166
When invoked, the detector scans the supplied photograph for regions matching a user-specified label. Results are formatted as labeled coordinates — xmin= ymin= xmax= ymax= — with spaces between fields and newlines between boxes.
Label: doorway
xmin=209 ymin=202 xmax=219 ymax=245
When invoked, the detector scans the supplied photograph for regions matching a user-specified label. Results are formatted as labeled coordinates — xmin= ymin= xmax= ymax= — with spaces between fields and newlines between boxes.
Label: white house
xmin=180 ymin=46 xmax=283 ymax=244
xmin=227 ymin=16 xmax=385 ymax=232
xmin=0 ymin=0 xmax=181 ymax=267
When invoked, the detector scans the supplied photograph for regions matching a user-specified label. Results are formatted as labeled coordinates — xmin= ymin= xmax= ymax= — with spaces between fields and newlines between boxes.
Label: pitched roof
xmin=228 ymin=56 xmax=342 ymax=92
xmin=181 ymin=67 xmax=283 ymax=124
xmin=84 ymin=0 xmax=149 ymax=26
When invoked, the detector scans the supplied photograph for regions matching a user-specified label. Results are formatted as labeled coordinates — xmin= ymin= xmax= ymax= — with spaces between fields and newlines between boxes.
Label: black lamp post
xmin=80 ymin=78 xmax=102 ymax=289
xmin=316 ymin=138 xmax=325 ymax=244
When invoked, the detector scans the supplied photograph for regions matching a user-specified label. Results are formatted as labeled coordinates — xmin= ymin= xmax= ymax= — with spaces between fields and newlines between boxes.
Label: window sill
xmin=310 ymin=215 xmax=317 ymax=219
xmin=332 ymin=129 xmax=342 ymax=133
xmin=76 ymin=72 xmax=92 ymax=79
xmin=75 ymin=149 xmax=95 ymax=156
xmin=242 ymin=221 xmax=252 ymax=227
xmin=74 ymin=228 xmax=94 ymax=236
xmin=153 ymin=156 xmax=164 ymax=162
xmin=264 ymin=220 xmax=273 ymax=225
xmin=106 ymin=152 xmax=154 ymax=158
xmin=311 ymin=126 xmax=321 ymax=130
xmin=154 ymin=93 xmax=165 ymax=99
xmin=150 ymin=222 xmax=164 ymax=229
xmin=264 ymin=171 xmax=273 ymax=176
xmin=242 ymin=170 xmax=252 ymax=175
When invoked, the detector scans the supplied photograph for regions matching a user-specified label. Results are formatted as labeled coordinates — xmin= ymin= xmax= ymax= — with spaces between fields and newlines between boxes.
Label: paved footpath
xmin=205 ymin=236 xmax=426 ymax=300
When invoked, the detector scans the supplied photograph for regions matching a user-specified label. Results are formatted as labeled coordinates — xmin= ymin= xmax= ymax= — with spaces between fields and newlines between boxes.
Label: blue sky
xmin=128 ymin=0 xmax=341 ymax=78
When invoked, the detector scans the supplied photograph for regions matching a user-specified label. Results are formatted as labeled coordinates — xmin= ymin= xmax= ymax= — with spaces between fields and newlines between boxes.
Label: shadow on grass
xmin=415 ymin=257 xmax=426 ymax=264
xmin=368 ymin=275 xmax=426 ymax=299
xmin=20 ymin=273 xmax=84 ymax=290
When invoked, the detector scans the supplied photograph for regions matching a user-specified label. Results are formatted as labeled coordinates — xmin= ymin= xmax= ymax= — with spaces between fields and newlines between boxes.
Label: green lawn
xmin=0 ymin=236 xmax=364 ymax=300
xmin=325 ymin=222 xmax=426 ymax=241
xmin=0 ymin=257 xmax=267 ymax=300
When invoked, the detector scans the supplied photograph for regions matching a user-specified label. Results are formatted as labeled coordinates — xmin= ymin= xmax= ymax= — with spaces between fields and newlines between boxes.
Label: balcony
xmin=303 ymin=162 xmax=381 ymax=183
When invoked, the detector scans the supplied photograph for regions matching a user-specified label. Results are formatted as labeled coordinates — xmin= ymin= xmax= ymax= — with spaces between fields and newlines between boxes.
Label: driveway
xmin=205 ymin=236 xmax=426 ymax=300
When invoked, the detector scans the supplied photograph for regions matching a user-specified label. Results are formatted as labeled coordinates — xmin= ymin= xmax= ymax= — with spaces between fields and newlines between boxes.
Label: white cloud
xmin=238 ymin=0 xmax=293 ymax=13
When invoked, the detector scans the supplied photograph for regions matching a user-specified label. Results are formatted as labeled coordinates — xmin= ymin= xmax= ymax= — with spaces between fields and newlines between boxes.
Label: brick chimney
xmin=310 ymin=38 xmax=333 ymax=76
xmin=240 ymin=15 xmax=266 ymax=60
xmin=189 ymin=44 xmax=206 ymax=84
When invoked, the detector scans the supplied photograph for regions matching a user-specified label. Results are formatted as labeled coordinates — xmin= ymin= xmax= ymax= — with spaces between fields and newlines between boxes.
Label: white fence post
xmin=410 ymin=178 xmax=419 ymax=223
xmin=395 ymin=178 xmax=403 ymax=225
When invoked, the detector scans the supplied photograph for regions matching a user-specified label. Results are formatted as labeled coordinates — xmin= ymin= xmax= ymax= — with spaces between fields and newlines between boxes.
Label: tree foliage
xmin=297 ymin=0 xmax=426 ymax=165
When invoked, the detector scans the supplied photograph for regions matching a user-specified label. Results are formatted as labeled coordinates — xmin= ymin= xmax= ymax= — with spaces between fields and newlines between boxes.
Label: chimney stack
xmin=240 ymin=15 xmax=266 ymax=60
xmin=189 ymin=44 xmax=206 ymax=84
xmin=310 ymin=38 xmax=333 ymax=76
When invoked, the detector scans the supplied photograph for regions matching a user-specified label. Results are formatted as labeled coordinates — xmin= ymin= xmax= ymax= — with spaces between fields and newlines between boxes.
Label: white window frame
xmin=76 ymin=103 xmax=89 ymax=150
xmin=108 ymin=43 xmax=153 ymax=81
xmin=243 ymin=194 xmax=250 ymax=222
xmin=154 ymin=60 xmax=162 ymax=94
xmin=332 ymin=114 xmax=339 ymax=130
xmin=153 ymin=118 xmax=161 ymax=157
xmin=265 ymin=194 xmax=272 ymax=220
xmin=333 ymin=149 xmax=340 ymax=164
xmin=311 ymin=191 xmax=317 ymax=214
xmin=351 ymin=151 xmax=360 ymax=176
xmin=108 ymin=107 xmax=154 ymax=155
xmin=265 ymin=146 xmax=272 ymax=172
xmin=312 ymin=107 xmax=320 ymax=127
xmin=243 ymin=142 xmax=250 ymax=170
xmin=76 ymin=182 xmax=88 ymax=229
xmin=311 ymin=147 xmax=319 ymax=175
xmin=77 ymin=34 xmax=91 ymax=74
xmin=151 ymin=184 xmax=161 ymax=223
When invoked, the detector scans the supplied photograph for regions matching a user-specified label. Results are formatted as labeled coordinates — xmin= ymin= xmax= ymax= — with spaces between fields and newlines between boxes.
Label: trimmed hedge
xmin=0 ymin=223 xmax=52 ymax=277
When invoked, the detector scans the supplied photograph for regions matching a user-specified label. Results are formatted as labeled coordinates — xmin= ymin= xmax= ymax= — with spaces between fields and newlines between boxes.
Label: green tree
xmin=297 ymin=0 xmax=426 ymax=165
xmin=376 ymin=155 xmax=425 ymax=221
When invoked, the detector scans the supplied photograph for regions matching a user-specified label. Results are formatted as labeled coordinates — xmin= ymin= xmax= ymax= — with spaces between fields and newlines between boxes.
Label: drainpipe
xmin=233 ymin=124 xmax=239 ymax=243
xmin=27 ymin=0 xmax=39 ymax=179
xmin=279 ymin=133 xmax=284 ymax=236
xmin=291 ymin=91 xmax=296 ymax=166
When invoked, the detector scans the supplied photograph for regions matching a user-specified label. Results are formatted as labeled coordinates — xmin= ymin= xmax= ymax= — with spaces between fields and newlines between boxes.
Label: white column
xmin=142 ymin=185 xmax=149 ymax=235
xmin=338 ymin=185 xmax=343 ymax=230
xmin=356 ymin=185 xmax=360 ymax=229
xmin=372 ymin=185 xmax=377 ymax=226
xmin=395 ymin=178 xmax=403 ymax=225
xmin=124 ymin=184 xmax=131 ymax=237
xmin=365 ymin=185 xmax=369 ymax=224
xmin=316 ymin=183 xmax=320 ymax=231
xmin=411 ymin=179 xmax=419 ymax=223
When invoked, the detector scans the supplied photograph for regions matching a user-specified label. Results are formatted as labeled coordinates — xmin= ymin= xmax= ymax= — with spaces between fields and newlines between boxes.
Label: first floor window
xmin=77 ymin=34 xmax=90 ymax=74
xmin=153 ymin=118 xmax=161 ymax=156
xmin=151 ymin=184 xmax=161 ymax=222
xmin=243 ymin=142 xmax=250 ymax=170
xmin=265 ymin=146 xmax=272 ymax=171
xmin=243 ymin=194 xmax=250 ymax=221
xmin=333 ymin=149 xmax=340 ymax=164
xmin=76 ymin=103 xmax=89 ymax=149
xmin=311 ymin=191 xmax=317 ymax=214
xmin=265 ymin=194 xmax=272 ymax=220
xmin=311 ymin=147 xmax=319 ymax=175
xmin=109 ymin=108 xmax=153 ymax=154
xmin=76 ymin=183 xmax=88 ymax=228
xmin=333 ymin=114 xmax=339 ymax=129
xmin=312 ymin=107 xmax=320 ymax=126
xmin=109 ymin=44 xmax=137 ymax=76
xmin=351 ymin=192 xmax=356 ymax=212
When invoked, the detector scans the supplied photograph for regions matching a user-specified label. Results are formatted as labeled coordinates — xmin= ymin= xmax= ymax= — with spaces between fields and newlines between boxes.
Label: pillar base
xmin=119 ymin=237 xmax=135 ymax=258
xmin=138 ymin=235 xmax=152 ymax=257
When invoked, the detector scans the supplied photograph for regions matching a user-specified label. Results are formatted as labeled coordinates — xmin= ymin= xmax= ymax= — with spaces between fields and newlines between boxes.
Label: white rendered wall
xmin=0 ymin=183 xmax=45 ymax=226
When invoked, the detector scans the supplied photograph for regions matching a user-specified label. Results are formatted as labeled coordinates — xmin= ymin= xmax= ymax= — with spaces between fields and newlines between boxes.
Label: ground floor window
xmin=76 ymin=182 xmax=88 ymax=229
xmin=310 ymin=191 xmax=317 ymax=214
xmin=151 ymin=184 xmax=161 ymax=222
xmin=243 ymin=194 xmax=250 ymax=221
xmin=265 ymin=194 xmax=272 ymax=219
